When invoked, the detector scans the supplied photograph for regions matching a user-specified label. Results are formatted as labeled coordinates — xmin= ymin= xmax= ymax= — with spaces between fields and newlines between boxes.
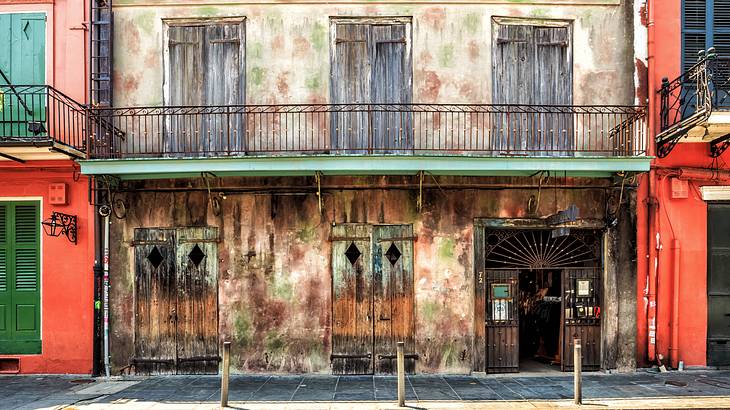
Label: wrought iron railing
xmin=88 ymin=104 xmax=646 ymax=159
xmin=657 ymin=49 xmax=730 ymax=157
xmin=0 ymin=85 xmax=87 ymax=154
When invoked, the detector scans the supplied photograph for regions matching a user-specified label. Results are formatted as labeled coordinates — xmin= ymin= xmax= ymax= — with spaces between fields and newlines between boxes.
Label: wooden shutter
xmin=0 ymin=202 xmax=40 ymax=354
xmin=0 ymin=14 xmax=46 ymax=138
xmin=133 ymin=228 xmax=177 ymax=374
xmin=331 ymin=224 xmax=374 ymax=374
xmin=0 ymin=204 xmax=8 ymax=344
xmin=175 ymin=227 xmax=219 ymax=374
xmin=331 ymin=24 xmax=371 ymax=152
xmin=683 ymin=0 xmax=730 ymax=70
xmin=371 ymin=25 xmax=412 ymax=152
xmin=372 ymin=225 xmax=415 ymax=374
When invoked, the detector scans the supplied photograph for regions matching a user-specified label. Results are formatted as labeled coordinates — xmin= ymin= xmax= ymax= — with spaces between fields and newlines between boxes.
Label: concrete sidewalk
xmin=2 ymin=370 xmax=730 ymax=409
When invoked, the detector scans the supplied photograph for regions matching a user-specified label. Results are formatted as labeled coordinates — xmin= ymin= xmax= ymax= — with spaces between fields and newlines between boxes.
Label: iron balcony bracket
xmin=710 ymin=133 xmax=730 ymax=158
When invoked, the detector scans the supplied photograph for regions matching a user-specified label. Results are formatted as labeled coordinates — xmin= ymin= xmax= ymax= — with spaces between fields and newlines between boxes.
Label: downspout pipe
xmin=646 ymin=0 xmax=659 ymax=364
xmin=670 ymin=239 xmax=681 ymax=368
xmin=99 ymin=205 xmax=112 ymax=378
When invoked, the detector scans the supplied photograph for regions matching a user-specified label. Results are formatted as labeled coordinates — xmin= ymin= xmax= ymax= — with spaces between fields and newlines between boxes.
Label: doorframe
xmin=472 ymin=217 xmax=606 ymax=373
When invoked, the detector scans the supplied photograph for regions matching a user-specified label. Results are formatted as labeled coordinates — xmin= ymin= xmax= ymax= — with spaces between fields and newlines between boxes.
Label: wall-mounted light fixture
xmin=41 ymin=212 xmax=77 ymax=244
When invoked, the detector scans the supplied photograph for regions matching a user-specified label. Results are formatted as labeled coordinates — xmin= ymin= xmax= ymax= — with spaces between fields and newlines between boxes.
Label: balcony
xmin=80 ymin=104 xmax=649 ymax=179
xmin=0 ymin=85 xmax=87 ymax=163
xmin=657 ymin=50 xmax=730 ymax=157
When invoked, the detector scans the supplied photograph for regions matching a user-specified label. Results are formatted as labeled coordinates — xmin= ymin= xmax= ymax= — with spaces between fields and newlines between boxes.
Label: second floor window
xmin=683 ymin=0 xmax=730 ymax=71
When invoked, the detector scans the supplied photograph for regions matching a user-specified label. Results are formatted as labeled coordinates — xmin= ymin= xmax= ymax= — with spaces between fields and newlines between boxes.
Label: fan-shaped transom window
xmin=485 ymin=229 xmax=600 ymax=269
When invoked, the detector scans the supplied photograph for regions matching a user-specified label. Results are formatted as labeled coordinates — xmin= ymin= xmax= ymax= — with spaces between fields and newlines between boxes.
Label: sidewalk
xmin=2 ymin=370 xmax=730 ymax=409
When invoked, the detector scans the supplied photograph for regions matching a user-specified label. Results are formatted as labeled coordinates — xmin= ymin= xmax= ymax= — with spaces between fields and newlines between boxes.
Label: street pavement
xmin=2 ymin=370 xmax=730 ymax=409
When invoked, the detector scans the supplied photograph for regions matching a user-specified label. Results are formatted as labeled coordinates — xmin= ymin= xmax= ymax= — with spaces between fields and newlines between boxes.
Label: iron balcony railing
xmin=0 ymin=85 xmax=87 ymax=154
xmin=657 ymin=49 xmax=730 ymax=157
xmin=89 ymin=104 xmax=646 ymax=159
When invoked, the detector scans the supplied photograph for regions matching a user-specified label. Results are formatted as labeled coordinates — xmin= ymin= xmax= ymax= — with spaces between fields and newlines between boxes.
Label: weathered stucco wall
xmin=111 ymin=1 xmax=635 ymax=107
xmin=108 ymin=176 xmax=635 ymax=374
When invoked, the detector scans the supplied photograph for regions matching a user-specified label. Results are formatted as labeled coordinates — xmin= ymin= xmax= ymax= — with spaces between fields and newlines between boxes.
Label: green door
xmin=0 ymin=13 xmax=46 ymax=138
xmin=0 ymin=202 xmax=41 ymax=354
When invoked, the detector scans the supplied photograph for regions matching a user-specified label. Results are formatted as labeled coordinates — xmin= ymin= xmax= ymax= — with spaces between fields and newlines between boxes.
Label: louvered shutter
xmin=683 ymin=0 xmax=730 ymax=70
xmin=0 ymin=202 xmax=41 ymax=354
xmin=0 ymin=204 xmax=9 ymax=343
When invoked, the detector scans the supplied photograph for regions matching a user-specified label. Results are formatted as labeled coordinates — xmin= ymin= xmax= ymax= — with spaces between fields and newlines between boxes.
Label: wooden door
xmin=561 ymin=267 xmax=601 ymax=371
xmin=331 ymin=224 xmax=374 ymax=374
xmin=485 ymin=269 xmax=519 ymax=373
xmin=372 ymin=225 xmax=415 ymax=374
xmin=707 ymin=204 xmax=730 ymax=366
xmin=0 ymin=13 xmax=46 ymax=138
xmin=492 ymin=22 xmax=572 ymax=155
xmin=175 ymin=227 xmax=220 ymax=374
xmin=134 ymin=227 xmax=220 ymax=374
xmin=134 ymin=228 xmax=177 ymax=374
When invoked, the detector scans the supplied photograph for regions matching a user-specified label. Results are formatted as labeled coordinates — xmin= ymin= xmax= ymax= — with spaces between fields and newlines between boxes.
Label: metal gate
xmin=485 ymin=269 xmax=519 ymax=373
xmin=708 ymin=203 xmax=730 ymax=366
xmin=561 ymin=267 xmax=601 ymax=371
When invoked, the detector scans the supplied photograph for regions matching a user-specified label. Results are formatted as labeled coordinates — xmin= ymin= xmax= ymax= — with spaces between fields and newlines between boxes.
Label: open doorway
xmin=519 ymin=269 xmax=562 ymax=373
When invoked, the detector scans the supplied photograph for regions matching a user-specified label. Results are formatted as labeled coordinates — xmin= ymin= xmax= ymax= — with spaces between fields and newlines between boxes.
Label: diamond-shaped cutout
xmin=385 ymin=243 xmax=402 ymax=266
xmin=345 ymin=242 xmax=361 ymax=266
xmin=188 ymin=244 xmax=206 ymax=267
xmin=147 ymin=246 xmax=164 ymax=269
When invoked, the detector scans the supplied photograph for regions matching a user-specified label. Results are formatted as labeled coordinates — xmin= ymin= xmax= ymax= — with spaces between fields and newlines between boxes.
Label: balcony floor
xmin=0 ymin=140 xmax=85 ymax=163
xmin=78 ymin=154 xmax=651 ymax=180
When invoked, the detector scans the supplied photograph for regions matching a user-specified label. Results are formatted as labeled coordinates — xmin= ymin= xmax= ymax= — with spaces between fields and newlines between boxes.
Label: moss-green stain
xmin=250 ymin=67 xmax=265 ymax=87
xmin=296 ymin=223 xmax=317 ymax=243
xmin=305 ymin=73 xmax=322 ymax=92
xmin=271 ymin=274 xmax=294 ymax=301
xmin=234 ymin=312 xmax=253 ymax=348
xmin=438 ymin=44 xmax=455 ymax=68
xmin=197 ymin=6 xmax=220 ymax=17
xmin=531 ymin=8 xmax=550 ymax=18
xmin=310 ymin=23 xmax=327 ymax=52
xmin=135 ymin=10 xmax=156 ymax=35
xmin=438 ymin=237 xmax=455 ymax=260
xmin=463 ymin=13 xmax=480 ymax=35
xmin=440 ymin=342 xmax=459 ymax=369
xmin=265 ymin=331 xmax=286 ymax=353
xmin=250 ymin=42 xmax=264 ymax=60
xmin=420 ymin=300 xmax=441 ymax=322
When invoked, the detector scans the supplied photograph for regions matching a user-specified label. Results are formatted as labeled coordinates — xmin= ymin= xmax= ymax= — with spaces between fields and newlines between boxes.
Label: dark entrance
xmin=330 ymin=224 xmax=416 ymax=375
xmin=708 ymin=203 xmax=730 ymax=366
xmin=132 ymin=227 xmax=220 ymax=374
xmin=483 ymin=229 xmax=602 ymax=373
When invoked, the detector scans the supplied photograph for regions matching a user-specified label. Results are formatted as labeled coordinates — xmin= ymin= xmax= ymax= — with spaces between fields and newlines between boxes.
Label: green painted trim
xmin=79 ymin=155 xmax=652 ymax=180
xmin=0 ymin=339 xmax=42 ymax=355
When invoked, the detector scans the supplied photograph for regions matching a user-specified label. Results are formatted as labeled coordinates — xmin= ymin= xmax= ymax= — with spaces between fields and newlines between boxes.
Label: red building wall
xmin=640 ymin=0 xmax=730 ymax=368
xmin=0 ymin=163 xmax=95 ymax=374
xmin=0 ymin=0 xmax=93 ymax=374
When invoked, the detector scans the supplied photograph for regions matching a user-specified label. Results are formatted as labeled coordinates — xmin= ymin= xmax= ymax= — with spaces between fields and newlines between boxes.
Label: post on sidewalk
xmin=574 ymin=338 xmax=582 ymax=405
xmin=221 ymin=341 xmax=231 ymax=408
xmin=397 ymin=341 xmax=405 ymax=407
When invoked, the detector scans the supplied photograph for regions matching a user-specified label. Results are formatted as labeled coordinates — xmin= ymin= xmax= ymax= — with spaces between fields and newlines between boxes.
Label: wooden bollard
xmin=221 ymin=342 xmax=231 ymax=408
xmin=397 ymin=341 xmax=405 ymax=407
xmin=574 ymin=338 xmax=582 ymax=405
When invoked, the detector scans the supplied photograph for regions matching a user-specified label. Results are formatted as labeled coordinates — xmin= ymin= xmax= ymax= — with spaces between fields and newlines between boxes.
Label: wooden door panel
xmin=331 ymin=224 xmax=373 ymax=374
xmin=562 ymin=268 xmax=601 ymax=371
xmin=133 ymin=228 xmax=177 ymax=374
xmin=373 ymin=225 xmax=415 ymax=374
xmin=485 ymin=269 xmax=519 ymax=373
xmin=175 ymin=227 xmax=220 ymax=374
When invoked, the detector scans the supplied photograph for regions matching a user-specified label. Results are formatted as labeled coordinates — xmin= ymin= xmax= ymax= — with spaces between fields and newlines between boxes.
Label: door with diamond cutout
xmin=133 ymin=227 xmax=219 ymax=375
xmin=373 ymin=224 xmax=415 ymax=374
xmin=331 ymin=224 xmax=415 ymax=375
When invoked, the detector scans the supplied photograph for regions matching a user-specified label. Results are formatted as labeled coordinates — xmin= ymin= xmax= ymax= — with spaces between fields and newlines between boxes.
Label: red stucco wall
xmin=0 ymin=162 xmax=95 ymax=374
xmin=641 ymin=0 xmax=730 ymax=368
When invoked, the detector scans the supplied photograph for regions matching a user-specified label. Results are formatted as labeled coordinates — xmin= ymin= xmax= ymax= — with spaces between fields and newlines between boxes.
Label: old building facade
xmin=78 ymin=0 xmax=649 ymax=375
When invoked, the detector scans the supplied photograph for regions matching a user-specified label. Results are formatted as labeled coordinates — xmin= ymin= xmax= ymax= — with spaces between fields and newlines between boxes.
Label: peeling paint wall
xmin=108 ymin=176 xmax=635 ymax=374
xmin=111 ymin=1 xmax=636 ymax=107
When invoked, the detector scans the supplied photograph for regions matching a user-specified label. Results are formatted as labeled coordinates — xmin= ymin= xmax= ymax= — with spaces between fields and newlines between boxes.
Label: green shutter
xmin=0 ymin=202 xmax=41 ymax=354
